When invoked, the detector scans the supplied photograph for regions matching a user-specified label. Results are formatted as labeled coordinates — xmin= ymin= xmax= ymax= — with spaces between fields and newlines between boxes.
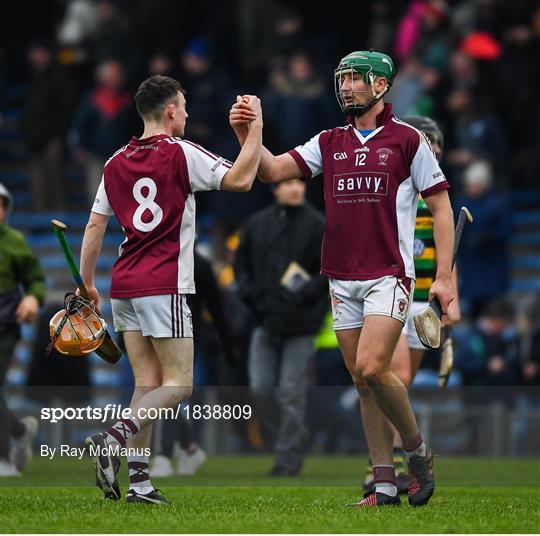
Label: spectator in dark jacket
xmin=70 ymin=59 xmax=137 ymax=203
xmin=455 ymin=161 xmax=511 ymax=319
xmin=22 ymin=42 xmax=80 ymax=211
xmin=234 ymin=179 xmax=327 ymax=476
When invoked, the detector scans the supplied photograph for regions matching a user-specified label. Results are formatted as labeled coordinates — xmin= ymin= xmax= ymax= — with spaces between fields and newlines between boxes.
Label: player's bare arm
xmin=80 ymin=211 xmax=109 ymax=307
xmin=221 ymin=96 xmax=263 ymax=192
xmin=424 ymin=189 xmax=454 ymax=314
xmin=229 ymin=95 xmax=303 ymax=184
xmin=445 ymin=267 xmax=461 ymax=327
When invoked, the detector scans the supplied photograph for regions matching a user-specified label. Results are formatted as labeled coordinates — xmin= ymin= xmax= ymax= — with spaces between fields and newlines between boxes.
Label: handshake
xmin=229 ymin=95 xmax=263 ymax=133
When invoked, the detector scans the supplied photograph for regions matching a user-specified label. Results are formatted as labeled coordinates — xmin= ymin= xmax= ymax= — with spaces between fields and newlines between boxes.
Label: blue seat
xmin=512 ymin=256 xmax=540 ymax=269
xmin=511 ymin=234 xmax=540 ymax=246
xmin=511 ymin=278 xmax=540 ymax=291
xmin=0 ymin=171 xmax=28 ymax=185
xmin=511 ymin=191 xmax=540 ymax=205
xmin=512 ymin=211 xmax=540 ymax=226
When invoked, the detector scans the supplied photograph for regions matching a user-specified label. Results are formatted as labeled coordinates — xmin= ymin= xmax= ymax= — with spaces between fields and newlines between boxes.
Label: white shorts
xmin=329 ymin=276 xmax=415 ymax=331
xmin=111 ymin=294 xmax=193 ymax=338
xmin=400 ymin=300 xmax=429 ymax=350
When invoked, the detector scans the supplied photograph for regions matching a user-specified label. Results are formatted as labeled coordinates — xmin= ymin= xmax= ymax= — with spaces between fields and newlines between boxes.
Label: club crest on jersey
xmin=376 ymin=147 xmax=393 ymax=166
xmin=398 ymin=298 xmax=407 ymax=313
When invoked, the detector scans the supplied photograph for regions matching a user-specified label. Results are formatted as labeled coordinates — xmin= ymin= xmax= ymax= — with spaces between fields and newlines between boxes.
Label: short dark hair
xmin=134 ymin=75 xmax=185 ymax=120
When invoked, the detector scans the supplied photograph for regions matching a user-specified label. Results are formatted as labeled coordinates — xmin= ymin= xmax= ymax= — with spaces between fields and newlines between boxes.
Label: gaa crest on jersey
xmin=376 ymin=147 xmax=393 ymax=166
xmin=413 ymin=238 xmax=425 ymax=257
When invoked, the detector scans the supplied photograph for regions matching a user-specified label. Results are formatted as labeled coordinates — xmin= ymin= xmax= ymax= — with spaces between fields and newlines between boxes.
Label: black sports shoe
xmin=396 ymin=472 xmax=409 ymax=494
xmin=85 ymin=433 xmax=121 ymax=501
xmin=350 ymin=491 xmax=401 ymax=508
xmin=126 ymin=488 xmax=171 ymax=505
xmin=393 ymin=448 xmax=409 ymax=494
xmin=407 ymin=448 xmax=435 ymax=507
xmin=267 ymin=465 xmax=301 ymax=477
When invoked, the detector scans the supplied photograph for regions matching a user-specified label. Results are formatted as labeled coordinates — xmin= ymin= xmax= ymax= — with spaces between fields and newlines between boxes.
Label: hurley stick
xmin=51 ymin=219 xmax=121 ymax=364
xmin=413 ymin=207 xmax=473 ymax=349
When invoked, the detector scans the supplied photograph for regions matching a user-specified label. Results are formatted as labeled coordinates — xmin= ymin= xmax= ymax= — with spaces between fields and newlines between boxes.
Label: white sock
xmin=404 ymin=441 xmax=427 ymax=460
xmin=131 ymin=485 xmax=154 ymax=494
xmin=106 ymin=416 xmax=140 ymax=447
xmin=128 ymin=454 xmax=153 ymax=492
xmin=375 ymin=482 xmax=398 ymax=496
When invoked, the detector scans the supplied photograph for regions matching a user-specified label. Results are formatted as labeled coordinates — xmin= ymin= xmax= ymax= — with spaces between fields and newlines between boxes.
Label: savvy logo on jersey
xmin=333 ymin=172 xmax=389 ymax=197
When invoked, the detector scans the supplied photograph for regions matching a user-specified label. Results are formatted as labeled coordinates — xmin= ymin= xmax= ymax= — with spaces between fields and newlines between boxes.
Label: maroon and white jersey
xmin=288 ymin=104 xmax=449 ymax=281
xmin=91 ymin=134 xmax=232 ymax=298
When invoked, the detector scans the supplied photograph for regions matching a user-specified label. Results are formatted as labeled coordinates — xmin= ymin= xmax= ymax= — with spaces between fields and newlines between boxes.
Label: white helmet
xmin=0 ymin=182 xmax=13 ymax=220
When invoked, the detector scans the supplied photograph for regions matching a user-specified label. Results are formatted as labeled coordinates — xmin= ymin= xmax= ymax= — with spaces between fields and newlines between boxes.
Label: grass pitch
xmin=1 ymin=456 xmax=539 ymax=533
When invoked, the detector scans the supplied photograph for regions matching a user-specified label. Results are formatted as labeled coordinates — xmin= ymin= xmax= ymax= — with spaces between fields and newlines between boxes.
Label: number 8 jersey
xmin=91 ymin=134 xmax=232 ymax=298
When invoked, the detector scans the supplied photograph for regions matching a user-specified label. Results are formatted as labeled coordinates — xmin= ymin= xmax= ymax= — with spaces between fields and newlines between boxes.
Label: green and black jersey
xmin=413 ymin=197 xmax=436 ymax=302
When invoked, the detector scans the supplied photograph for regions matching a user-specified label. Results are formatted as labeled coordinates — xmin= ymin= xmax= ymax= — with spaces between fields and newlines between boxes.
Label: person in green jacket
xmin=0 ymin=182 xmax=45 ymax=476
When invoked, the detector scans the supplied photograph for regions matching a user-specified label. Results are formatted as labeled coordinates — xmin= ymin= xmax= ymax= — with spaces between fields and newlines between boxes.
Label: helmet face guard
xmin=48 ymin=294 xmax=107 ymax=356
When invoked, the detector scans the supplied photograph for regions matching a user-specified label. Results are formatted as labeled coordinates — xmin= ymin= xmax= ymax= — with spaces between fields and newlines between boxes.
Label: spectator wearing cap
xmin=455 ymin=161 xmax=510 ymax=319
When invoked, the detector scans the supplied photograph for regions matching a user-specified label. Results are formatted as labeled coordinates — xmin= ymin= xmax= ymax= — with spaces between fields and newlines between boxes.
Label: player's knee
xmin=359 ymin=364 xmax=387 ymax=385
xmin=399 ymin=371 xmax=413 ymax=388
xmin=391 ymin=362 xmax=411 ymax=386
xmin=163 ymin=383 xmax=193 ymax=405
xmin=133 ymin=376 xmax=160 ymax=390
xmin=350 ymin=371 xmax=365 ymax=389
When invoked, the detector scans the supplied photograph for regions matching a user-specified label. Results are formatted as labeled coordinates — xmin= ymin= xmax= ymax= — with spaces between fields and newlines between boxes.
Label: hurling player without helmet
xmin=48 ymin=293 xmax=107 ymax=356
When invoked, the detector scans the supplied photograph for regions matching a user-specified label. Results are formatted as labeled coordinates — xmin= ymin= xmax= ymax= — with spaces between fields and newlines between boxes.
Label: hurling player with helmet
xmin=362 ymin=116 xmax=461 ymax=494
xmin=230 ymin=51 xmax=455 ymax=507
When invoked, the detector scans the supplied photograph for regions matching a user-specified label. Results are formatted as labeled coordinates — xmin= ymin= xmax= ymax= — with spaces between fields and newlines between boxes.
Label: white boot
xmin=0 ymin=459 xmax=21 ymax=477
xmin=150 ymin=455 xmax=174 ymax=478
xmin=178 ymin=446 xmax=207 ymax=476
xmin=11 ymin=415 xmax=39 ymax=471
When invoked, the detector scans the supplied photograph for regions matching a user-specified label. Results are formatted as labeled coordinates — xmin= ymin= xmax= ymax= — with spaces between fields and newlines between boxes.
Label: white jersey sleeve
xmin=410 ymin=134 xmax=448 ymax=195
xmin=179 ymin=140 xmax=233 ymax=192
xmin=91 ymin=176 xmax=114 ymax=216
xmin=289 ymin=131 xmax=325 ymax=179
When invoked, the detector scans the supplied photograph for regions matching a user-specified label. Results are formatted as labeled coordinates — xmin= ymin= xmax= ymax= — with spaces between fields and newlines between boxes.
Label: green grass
xmin=1 ymin=456 xmax=539 ymax=533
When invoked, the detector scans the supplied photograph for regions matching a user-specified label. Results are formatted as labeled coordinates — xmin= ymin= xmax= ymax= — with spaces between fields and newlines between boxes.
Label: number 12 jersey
xmin=288 ymin=104 xmax=449 ymax=282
